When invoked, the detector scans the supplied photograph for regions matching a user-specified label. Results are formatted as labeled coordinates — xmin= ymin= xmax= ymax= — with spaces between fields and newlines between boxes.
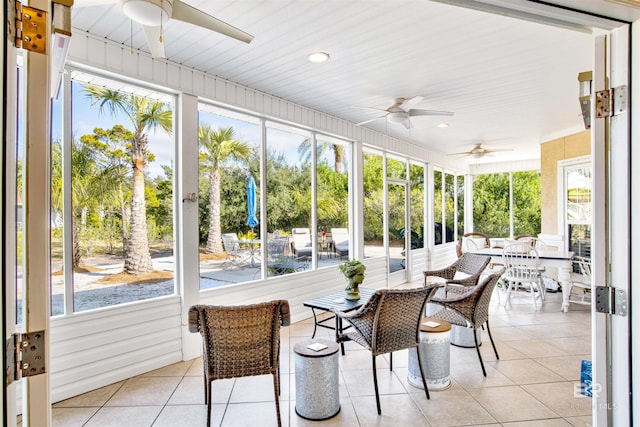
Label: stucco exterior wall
xmin=540 ymin=130 xmax=591 ymax=234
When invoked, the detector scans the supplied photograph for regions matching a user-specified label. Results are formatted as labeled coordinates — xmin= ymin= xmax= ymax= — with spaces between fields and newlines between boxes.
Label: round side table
xmin=408 ymin=317 xmax=452 ymax=391
xmin=294 ymin=338 xmax=341 ymax=420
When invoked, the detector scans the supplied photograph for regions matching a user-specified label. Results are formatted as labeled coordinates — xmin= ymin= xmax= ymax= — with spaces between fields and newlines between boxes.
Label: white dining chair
xmin=502 ymin=242 xmax=545 ymax=310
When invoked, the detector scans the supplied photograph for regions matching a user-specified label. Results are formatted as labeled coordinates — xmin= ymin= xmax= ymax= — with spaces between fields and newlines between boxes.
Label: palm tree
xmin=84 ymin=85 xmax=172 ymax=274
xmin=199 ymin=125 xmax=251 ymax=254
xmin=297 ymin=139 xmax=345 ymax=173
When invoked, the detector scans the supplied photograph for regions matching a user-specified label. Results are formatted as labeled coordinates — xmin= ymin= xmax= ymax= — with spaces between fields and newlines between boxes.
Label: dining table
xmin=471 ymin=247 xmax=575 ymax=312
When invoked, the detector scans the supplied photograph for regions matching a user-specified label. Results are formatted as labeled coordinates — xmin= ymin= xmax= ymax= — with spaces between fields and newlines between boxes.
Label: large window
xmin=409 ymin=163 xmax=425 ymax=250
xmin=513 ymin=171 xmax=542 ymax=236
xmin=50 ymin=72 xmax=175 ymax=313
xmin=316 ymin=135 xmax=350 ymax=265
xmin=363 ymin=150 xmax=384 ymax=258
xmin=565 ymin=163 xmax=591 ymax=258
xmin=473 ymin=171 xmax=541 ymax=238
xmin=197 ymin=105 xmax=261 ymax=287
xmin=433 ymin=168 xmax=463 ymax=244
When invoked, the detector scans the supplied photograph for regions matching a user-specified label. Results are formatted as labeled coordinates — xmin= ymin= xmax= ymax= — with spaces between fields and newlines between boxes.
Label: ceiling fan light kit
xmin=448 ymin=143 xmax=514 ymax=159
xmin=76 ymin=0 xmax=254 ymax=59
xmin=387 ymin=111 xmax=408 ymax=123
xmin=122 ymin=0 xmax=171 ymax=26
xmin=356 ymin=95 xmax=454 ymax=128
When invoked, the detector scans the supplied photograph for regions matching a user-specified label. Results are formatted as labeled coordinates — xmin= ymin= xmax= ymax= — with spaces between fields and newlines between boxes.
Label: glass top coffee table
xmin=303 ymin=287 xmax=376 ymax=355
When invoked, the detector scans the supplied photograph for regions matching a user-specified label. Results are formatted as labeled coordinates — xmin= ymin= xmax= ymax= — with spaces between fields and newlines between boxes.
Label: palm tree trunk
xmin=124 ymin=164 xmax=153 ymax=274
xmin=72 ymin=213 xmax=82 ymax=268
xmin=205 ymin=167 xmax=223 ymax=254
xmin=119 ymin=187 xmax=128 ymax=257
xmin=334 ymin=145 xmax=344 ymax=174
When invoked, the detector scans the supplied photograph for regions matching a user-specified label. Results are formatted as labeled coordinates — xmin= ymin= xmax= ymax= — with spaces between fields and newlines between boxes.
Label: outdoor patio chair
xmin=331 ymin=227 xmax=349 ymax=259
xmin=188 ymin=300 xmax=290 ymax=427
xmin=221 ymin=233 xmax=249 ymax=269
xmin=423 ymin=253 xmax=490 ymax=290
xmin=456 ymin=232 xmax=491 ymax=257
xmin=290 ymin=228 xmax=313 ymax=258
xmin=266 ymin=236 xmax=309 ymax=276
xmin=429 ymin=268 xmax=505 ymax=376
xmin=502 ymin=242 xmax=545 ymax=310
xmin=333 ymin=284 xmax=441 ymax=415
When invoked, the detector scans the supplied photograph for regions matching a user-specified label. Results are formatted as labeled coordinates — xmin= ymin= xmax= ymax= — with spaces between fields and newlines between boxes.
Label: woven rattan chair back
xmin=430 ymin=268 xmax=504 ymax=376
xmin=423 ymin=253 xmax=490 ymax=288
xmin=335 ymin=283 xmax=441 ymax=414
xmin=189 ymin=300 xmax=290 ymax=427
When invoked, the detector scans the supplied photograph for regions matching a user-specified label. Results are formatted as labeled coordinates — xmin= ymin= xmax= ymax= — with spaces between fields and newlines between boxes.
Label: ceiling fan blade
xmin=172 ymin=0 xmax=254 ymax=44
xmin=447 ymin=151 xmax=473 ymax=156
xmin=357 ymin=116 xmax=387 ymax=126
xmin=485 ymin=148 xmax=514 ymax=153
xmin=398 ymin=96 xmax=423 ymax=112
xmin=73 ymin=0 xmax=118 ymax=6
xmin=408 ymin=109 xmax=454 ymax=117
xmin=143 ymin=26 xmax=166 ymax=58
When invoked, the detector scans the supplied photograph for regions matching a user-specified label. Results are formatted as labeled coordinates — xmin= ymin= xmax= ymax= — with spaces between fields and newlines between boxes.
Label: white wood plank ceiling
xmin=70 ymin=0 xmax=637 ymax=164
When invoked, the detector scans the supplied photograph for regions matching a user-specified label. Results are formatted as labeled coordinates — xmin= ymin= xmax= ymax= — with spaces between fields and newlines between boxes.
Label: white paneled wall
xmin=50 ymin=296 xmax=182 ymax=402
xmin=431 ymin=242 xmax=458 ymax=270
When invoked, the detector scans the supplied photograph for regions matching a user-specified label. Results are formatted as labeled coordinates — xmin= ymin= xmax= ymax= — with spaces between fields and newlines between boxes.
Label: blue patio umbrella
xmin=246 ymin=176 xmax=259 ymax=228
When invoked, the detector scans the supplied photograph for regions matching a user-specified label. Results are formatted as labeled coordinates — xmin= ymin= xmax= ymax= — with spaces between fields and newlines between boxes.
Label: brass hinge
xmin=13 ymin=0 xmax=48 ymax=54
xmin=595 ymin=85 xmax=627 ymax=118
xmin=595 ymin=286 xmax=628 ymax=316
xmin=5 ymin=331 xmax=47 ymax=386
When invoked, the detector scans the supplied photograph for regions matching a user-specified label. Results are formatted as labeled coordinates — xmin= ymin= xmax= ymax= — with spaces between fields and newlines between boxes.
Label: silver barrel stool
xmin=294 ymin=338 xmax=341 ymax=420
xmin=408 ymin=317 xmax=452 ymax=391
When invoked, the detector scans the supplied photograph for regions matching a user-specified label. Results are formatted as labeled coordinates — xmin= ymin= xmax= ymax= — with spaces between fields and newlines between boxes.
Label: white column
xmin=177 ymin=94 xmax=201 ymax=360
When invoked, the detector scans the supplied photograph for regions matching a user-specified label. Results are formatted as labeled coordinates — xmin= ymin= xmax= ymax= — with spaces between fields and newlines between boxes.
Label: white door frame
xmin=3 ymin=0 xmax=54 ymax=424
xmin=592 ymin=28 xmax=631 ymax=426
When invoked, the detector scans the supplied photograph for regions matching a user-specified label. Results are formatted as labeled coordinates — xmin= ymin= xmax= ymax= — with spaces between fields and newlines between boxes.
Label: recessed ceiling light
xmin=308 ymin=51 xmax=330 ymax=63
xmin=437 ymin=123 xmax=449 ymax=128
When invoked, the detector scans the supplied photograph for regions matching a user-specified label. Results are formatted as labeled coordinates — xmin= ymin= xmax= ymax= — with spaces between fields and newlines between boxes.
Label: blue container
xmin=580 ymin=359 xmax=593 ymax=397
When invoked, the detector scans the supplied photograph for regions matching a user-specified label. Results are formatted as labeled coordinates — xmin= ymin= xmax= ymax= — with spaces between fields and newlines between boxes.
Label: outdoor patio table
xmin=303 ymin=287 xmax=376 ymax=355
xmin=470 ymin=247 xmax=574 ymax=311
xmin=235 ymin=238 xmax=261 ymax=267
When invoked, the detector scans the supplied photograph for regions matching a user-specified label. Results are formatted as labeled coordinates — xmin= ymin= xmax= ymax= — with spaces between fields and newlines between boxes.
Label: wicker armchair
xmin=429 ymin=268 xmax=504 ymax=377
xmin=423 ymin=253 xmax=490 ymax=288
xmin=189 ymin=300 xmax=291 ymax=427
xmin=456 ymin=232 xmax=491 ymax=257
xmin=334 ymin=284 xmax=441 ymax=415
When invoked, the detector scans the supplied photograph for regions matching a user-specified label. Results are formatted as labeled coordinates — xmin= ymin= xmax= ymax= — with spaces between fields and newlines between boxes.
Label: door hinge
xmin=11 ymin=0 xmax=48 ymax=54
xmin=5 ymin=331 xmax=47 ymax=386
xmin=595 ymin=85 xmax=627 ymax=118
xmin=595 ymin=286 xmax=628 ymax=316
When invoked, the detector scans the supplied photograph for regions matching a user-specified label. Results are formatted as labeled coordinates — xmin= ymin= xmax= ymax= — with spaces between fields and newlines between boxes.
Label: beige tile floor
xmin=49 ymin=285 xmax=593 ymax=427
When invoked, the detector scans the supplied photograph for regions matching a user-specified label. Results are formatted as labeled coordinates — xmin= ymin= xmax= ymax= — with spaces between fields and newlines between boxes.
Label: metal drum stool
xmin=408 ymin=317 xmax=452 ymax=391
xmin=450 ymin=324 xmax=482 ymax=348
xmin=294 ymin=338 xmax=340 ymax=420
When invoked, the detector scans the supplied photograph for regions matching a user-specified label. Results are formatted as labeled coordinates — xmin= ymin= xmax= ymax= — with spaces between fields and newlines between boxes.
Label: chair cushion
xmin=453 ymin=271 xmax=472 ymax=281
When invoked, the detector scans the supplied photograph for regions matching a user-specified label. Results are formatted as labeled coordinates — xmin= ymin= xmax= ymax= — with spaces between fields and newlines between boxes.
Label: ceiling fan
xmin=357 ymin=96 xmax=454 ymax=129
xmin=74 ymin=0 xmax=254 ymax=59
xmin=448 ymin=144 xmax=513 ymax=159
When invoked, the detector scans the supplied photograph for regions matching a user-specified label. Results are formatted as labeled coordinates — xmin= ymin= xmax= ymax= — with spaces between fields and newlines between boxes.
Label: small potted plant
xmin=338 ymin=259 xmax=366 ymax=301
